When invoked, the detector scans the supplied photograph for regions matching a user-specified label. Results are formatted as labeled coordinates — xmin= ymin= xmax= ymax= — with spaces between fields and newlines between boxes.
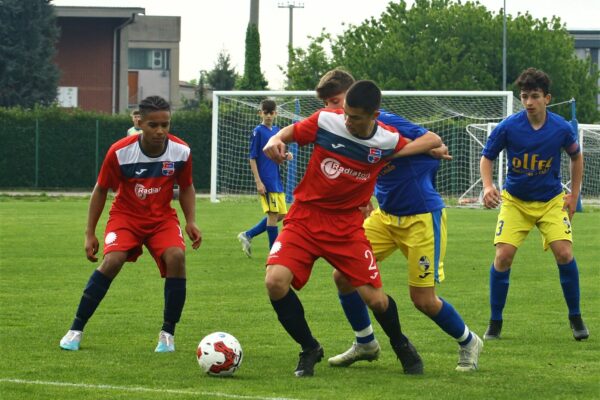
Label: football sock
xmin=557 ymin=258 xmax=581 ymax=316
xmin=339 ymin=291 xmax=375 ymax=344
xmin=372 ymin=295 xmax=408 ymax=346
xmin=489 ymin=264 xmax=511 ymax=321
xmin=162 ymin=277 xmax=186 ymax=335
xmin=431 ymin=298 xmax=472 ymax=346
xmin=271 ymin=290 xmax=319 ymax=351
xmin=71 ymin=270 xmax=113 ymax=331
xmin=266 ymin=226 xmax=279 ymax=249
xmin=246 ymin=217 xmax=267 ymax=239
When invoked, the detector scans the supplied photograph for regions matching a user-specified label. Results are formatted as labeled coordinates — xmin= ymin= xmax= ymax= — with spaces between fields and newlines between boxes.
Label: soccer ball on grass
xmin=196 ymin=332 xmax=243 ymax=377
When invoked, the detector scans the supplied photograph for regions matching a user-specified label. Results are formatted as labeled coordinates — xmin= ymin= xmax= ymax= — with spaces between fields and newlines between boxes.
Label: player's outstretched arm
xmin=563 ymin=152 xmax=584 ymax=220
xmin=85 ymin=184 xmax=108 ymax=262
xmin=480 ymin=156 xmax=501 ymax=209
xmin=263 ymin=124 xmax=295 ymax=164
xmin=179 ymin=184 xmax=202 ymax=250
xmin=391 ymin=131 xmax=443 ymax=158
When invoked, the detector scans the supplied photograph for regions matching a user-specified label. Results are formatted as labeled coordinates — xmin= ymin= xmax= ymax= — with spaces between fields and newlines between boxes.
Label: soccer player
xmin=480 ymin=68 xmax=589 ymax=341
xmin=318 ymin=69 xmax=483 ymax=372
xmin=127 ymin=109 xmax=143 ymax=136
xmin=59 ymin=95 xmax=202 ymax=352
xmin=263 ymin=80 xmax=443 ymax=377
xmin=237 ymin=99 xmax=287 ymax=257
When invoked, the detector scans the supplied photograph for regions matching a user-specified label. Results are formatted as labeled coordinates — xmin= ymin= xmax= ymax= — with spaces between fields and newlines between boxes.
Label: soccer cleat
xmin=456 ymin=333 xmax=483 ymax=372
xmin=155 ymin=330 xmax=175 ymax=352
xmin=328 ymin=340 xmax=381 ymax=367
xmin=294 ymin=345 xmax=324 ymax=377
xmin=483 ymin=319 xmax=503 ymax=340
xmin=59 ymin=330 xmax=82 ymax=351
xmin=391 ymin=340 xmax=424 ymax=375
xmin=237 ymin=232 xmax=252 ymax=258
xmin=569 ymin=315 xmax=590 ymax=341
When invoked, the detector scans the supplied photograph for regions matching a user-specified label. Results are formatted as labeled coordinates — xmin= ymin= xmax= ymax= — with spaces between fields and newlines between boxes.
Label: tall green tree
xmin=206 ymin=50 xmax=239 ymax=90
xmin=285 ymin=31 xmax=335 ymax=90
xmin=286 ymin=0 xmax=599 ymax=121
xmin=238 ymin=23 xmax=268 ymax=90
xmin=0 ymin=0 xmax=60 ymax=108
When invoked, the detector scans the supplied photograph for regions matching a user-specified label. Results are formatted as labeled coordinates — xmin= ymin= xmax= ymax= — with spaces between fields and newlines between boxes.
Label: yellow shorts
xmin=494 ymin=190 xmax=572 ymax=251
xmin=364 ymin=208 xmax=446 ymax=287
xmin=260 ymin=192 xmax=288 ymax=215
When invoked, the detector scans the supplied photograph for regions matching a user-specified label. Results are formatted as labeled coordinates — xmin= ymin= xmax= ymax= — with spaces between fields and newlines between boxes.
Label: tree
xmin=285 ymin=31 xmax=335 ymax=90
xmin=0 ymin=0 xmax=60 ymax=108
xmin=206 ymin=50 xmax=239 ymax=91
xmin=285 ymin=0 xmax=599 ymax=121
xmin=238 ymin=23 xmax=268 ymax=90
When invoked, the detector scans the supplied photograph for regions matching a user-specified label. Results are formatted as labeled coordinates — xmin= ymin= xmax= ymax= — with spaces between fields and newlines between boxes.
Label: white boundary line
xmin=0 ymin=378 xmax=299 ymax=400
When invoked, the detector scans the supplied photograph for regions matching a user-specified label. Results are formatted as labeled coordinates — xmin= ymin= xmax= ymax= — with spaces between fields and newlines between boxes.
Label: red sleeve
xmin=394 ymin=134 xmax=408 ymax=152
xmin=176 ymin=152 xmax=193 ymax=188
xmin=97 ymin=148 xmax=120 ymax=191
xmin=293 ymin=110 xmax=321 ymax=146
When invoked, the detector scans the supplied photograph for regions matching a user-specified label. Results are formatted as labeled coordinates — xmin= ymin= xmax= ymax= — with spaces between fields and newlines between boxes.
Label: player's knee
xmin=363 ymin=294 xmax=387 ymax=313
xmin=554 ymin=249 xmax=573 ymax=265
xmin=98 ymin=252 xmax=126 ymax=278
xmin=494 ymin=254 xmax=514 ymax=270
xmin=332 ymin=270 xmax=353 ymax=293
xmin=265 ymin=269 xmax=291 ymax=299
xmin=163 ymin=248 xmax=186 ymax=277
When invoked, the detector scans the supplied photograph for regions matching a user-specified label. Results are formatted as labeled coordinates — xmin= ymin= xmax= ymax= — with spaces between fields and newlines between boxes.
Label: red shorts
xmin=266 ymin=203 xmax=382 ymax=290
xmin=103 ymin=213 xmax=185 ymax=277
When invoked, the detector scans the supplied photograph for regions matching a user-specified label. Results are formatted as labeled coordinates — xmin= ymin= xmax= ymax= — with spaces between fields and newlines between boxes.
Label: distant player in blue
xmin=316 ymin=69 xmax=483 ymax=373
xmin=480 ymin=67 xmax=588 ymax=341
xmin=237 ymin=99 xmax=287 ymax=257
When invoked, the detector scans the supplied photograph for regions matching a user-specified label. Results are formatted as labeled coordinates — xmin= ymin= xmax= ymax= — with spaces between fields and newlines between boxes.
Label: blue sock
xmin=339 ymin=291 xmax=375 ymax=344
xmin=162 ymin=278 xmax=186 ymax=335
xmin=431 ymin=298 xmax=472 ymax=346
xmin=490 ymin=264 xmax=511 ymax=321
xmin=266 ymin=226 xmax=279 ymax=249
xmin=557 ymin=258 xmax=581 ymax=316
xmin=246 ymin=217 xmax=267 ymax=239
xmin=71 ymin=270 xmax=112 ymax=331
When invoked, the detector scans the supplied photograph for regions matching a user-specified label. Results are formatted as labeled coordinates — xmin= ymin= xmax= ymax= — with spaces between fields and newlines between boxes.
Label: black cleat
xmin=294 ymin=345 xmax=324 ymax=377
xmin=484 ymin=319 xmax=503 ymax=340
xmin=569 ymin=315 xmax=590 ymax=341
xmin=392 ymin=340 xmax=424 ymax=375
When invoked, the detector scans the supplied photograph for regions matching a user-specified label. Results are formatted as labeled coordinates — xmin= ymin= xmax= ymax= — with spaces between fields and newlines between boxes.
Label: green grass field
xmin=0 ymin=196 xmax=598 ymax=400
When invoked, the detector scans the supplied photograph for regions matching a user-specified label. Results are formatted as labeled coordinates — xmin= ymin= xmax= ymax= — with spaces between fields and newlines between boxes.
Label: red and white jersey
xmin=293 ymin=108 xmax=407 ymax=211
xmin=97 ymin=134 xmax=193 ymax=221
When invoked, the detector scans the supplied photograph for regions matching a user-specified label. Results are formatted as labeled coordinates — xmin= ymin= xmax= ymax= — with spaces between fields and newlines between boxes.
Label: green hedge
xmin=0 ymin=107 xmax=212 ymax=191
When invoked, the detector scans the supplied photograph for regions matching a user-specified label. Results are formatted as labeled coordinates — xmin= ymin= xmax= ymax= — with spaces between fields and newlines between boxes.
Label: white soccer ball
xmin=196 ymin=332 xmax=243 ymax=377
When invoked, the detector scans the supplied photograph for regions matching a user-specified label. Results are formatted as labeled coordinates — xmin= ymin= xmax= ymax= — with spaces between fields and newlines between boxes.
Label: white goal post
xmin=211 ymin=90 xmax=599 ymax=207
xmin=211 ymin=90 xmax=514 ymax=206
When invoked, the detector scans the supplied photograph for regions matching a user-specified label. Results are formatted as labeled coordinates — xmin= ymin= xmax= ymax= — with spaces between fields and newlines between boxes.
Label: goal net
xmin=212 ymin=90 xmax=516 ymax=205
xmin=211 ymin=91 xmax=598 ymax=207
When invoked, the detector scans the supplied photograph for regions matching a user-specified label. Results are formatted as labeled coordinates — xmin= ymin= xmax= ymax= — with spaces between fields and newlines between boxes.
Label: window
xmin=128 ymin=49 xmax=170 ymax=70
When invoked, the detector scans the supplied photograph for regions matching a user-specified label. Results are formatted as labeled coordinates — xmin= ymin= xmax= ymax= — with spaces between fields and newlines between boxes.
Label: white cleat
xmin=328 ymin=341 xmax=381 ymax=367
xmin=237 ymin=232 xmax=252 ymax=258
xmin=155 ymin=330 xmax=175 ymax=352
xmin=59 ymin=330 xmax=82 ymax=351
xmin=456 ymin=333 xmax=483 ymax=372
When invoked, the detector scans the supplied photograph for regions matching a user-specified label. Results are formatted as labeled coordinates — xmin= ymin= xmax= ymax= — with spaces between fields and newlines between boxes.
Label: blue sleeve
xmin=563 ymin=125 xmax=580 ymax=155
xmin=377 ymin=110 xmax=428 ymax=140
xmin=481 ymin=122 xmax=507 ymax=160
xmin=249 ymin=127 xmax=261 ymax=159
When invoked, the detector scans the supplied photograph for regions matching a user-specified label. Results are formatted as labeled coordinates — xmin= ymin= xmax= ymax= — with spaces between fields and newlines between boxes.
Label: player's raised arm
xmin=391 ymin=131 xmax=444 ymax=158
xmin=263 ymin=124 xmax=294 ymax=164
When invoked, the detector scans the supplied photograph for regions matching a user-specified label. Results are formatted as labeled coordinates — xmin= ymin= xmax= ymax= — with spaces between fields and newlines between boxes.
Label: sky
xmin=52 ymin=0 xmax=600 ymax=89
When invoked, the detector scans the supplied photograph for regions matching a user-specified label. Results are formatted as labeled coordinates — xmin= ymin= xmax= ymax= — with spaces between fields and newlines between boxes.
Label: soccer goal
xmin=211 ymin=90 xmax=519 ymax=205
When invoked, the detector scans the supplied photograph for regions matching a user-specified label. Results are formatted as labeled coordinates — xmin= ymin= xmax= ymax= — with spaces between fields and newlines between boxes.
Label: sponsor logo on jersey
xmin=320 ymin=157 xmax=370 ymax=180
xmin=368 ymin=148 xmax=382 ymax=163
xmin=135 ymin=183 xmax=162 ymax=200
xmin=331 ymin=143 xmax=345 ymax=149
xmin=162 ymin=161 xmax=175 ymax=176
xmin=511 ymin=153 xmax=553 ymax=176
xmin=135 ymin=168 xmax=147 ymax=175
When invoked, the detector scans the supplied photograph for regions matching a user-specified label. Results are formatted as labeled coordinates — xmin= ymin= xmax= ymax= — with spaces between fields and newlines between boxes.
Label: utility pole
xmin=278 ymin=1 xmax=304 ymax=70
xmin=250 ymin=0 xmax=259 ymax=27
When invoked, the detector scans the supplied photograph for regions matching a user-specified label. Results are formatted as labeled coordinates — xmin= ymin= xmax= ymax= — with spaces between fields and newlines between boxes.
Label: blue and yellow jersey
xmin=482 ymin=110 xmax=579 ymax=202
xmin=249 ymin=124 xmax=283 ymax=193
xmin=375 ymin=111 xmax=445 ymax=216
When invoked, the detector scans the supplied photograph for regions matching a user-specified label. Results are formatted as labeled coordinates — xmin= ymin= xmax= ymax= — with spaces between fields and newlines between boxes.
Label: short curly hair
xmin=515 ymin=68 xmax=551 ymax=95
